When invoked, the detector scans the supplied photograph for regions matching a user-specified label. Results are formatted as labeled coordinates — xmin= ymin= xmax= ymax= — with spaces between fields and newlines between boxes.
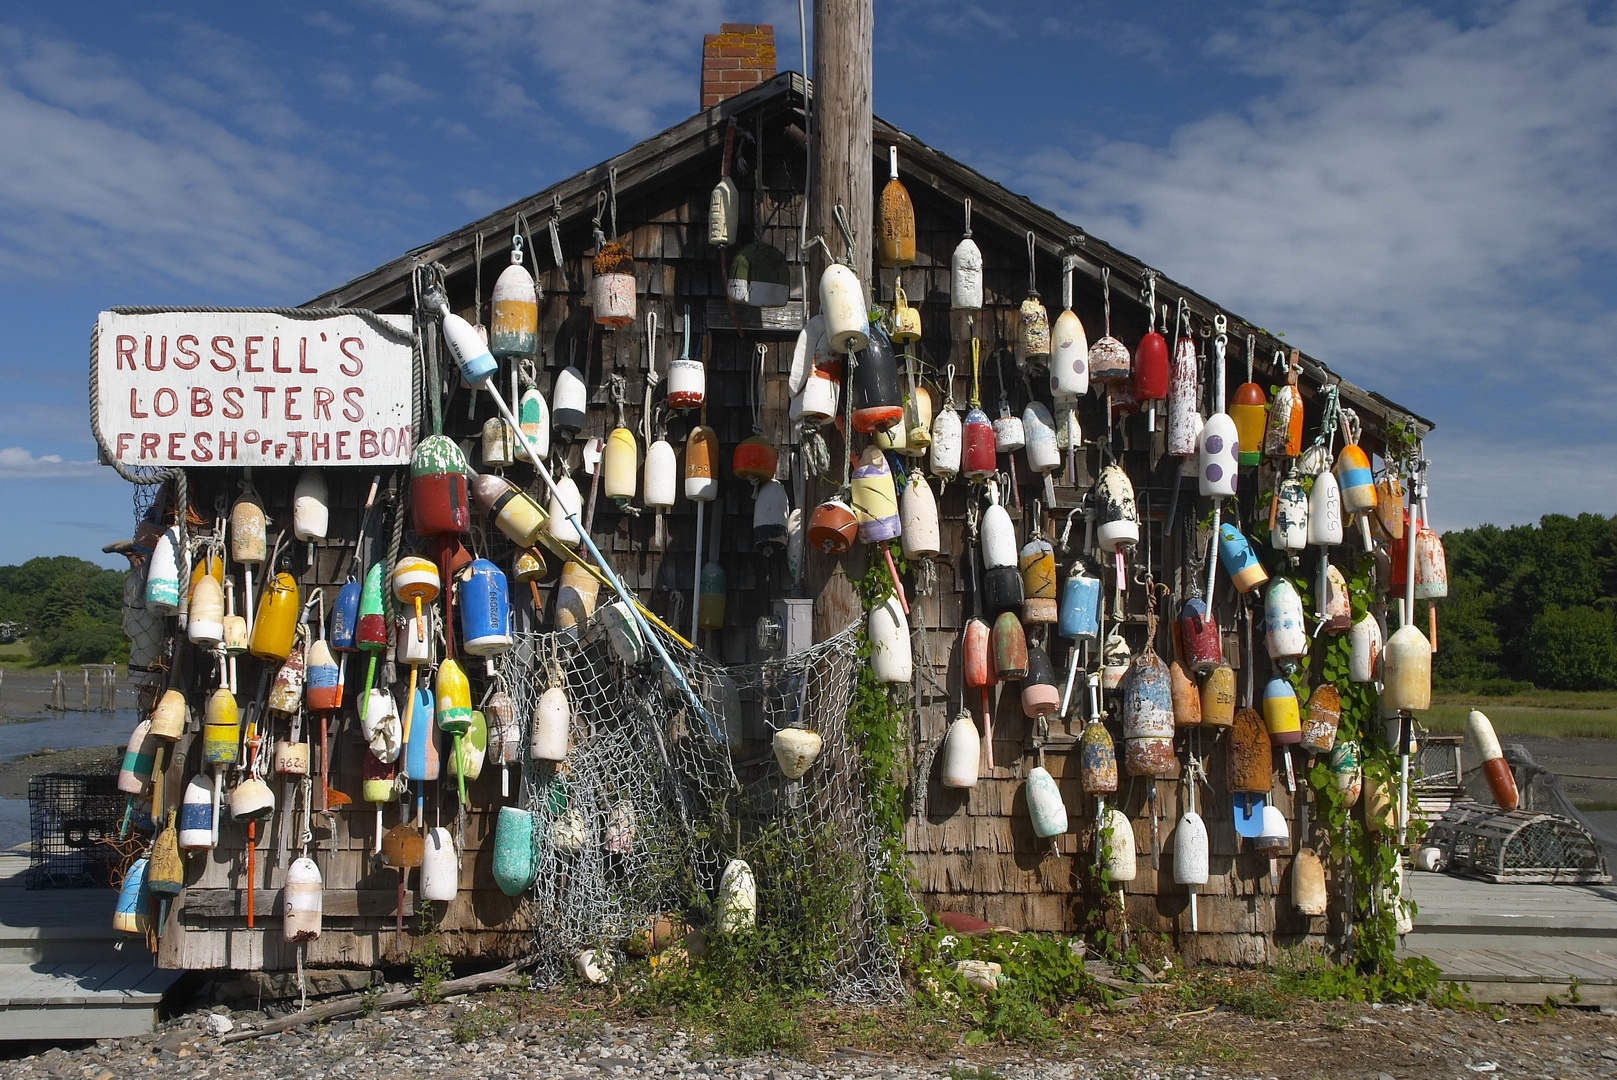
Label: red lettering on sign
xmin=360 ymin=430 xmax=379 ymax=458
xmin=289 ymin=431 xmax=308 ymax=459
xmin=254 ymin=386 xmax=275 ymax=418
xmin=272 ymin=337 xmax=291 ymax=374
xmin=116 ymin=433 xmax=133 ymax=458
xmin=218 ymin=430 xmax=238 ymax=460
xmin=191 ymin=387 xmax=212 ymax=417
xmin=335 ymin=430 xmax=351 ymax=460
xmin=211 ymin=336 xmax=236 ymax=372
xmin=339 ymin=337 xmax=363 ymax=376
xmin=153 ymin=388 xmax=178 ymax=417
xmin=144 ymin=336 xmax=166 ymax=372
xmin=243 ymin=336 xmax=264 ymax=372
xmin=139 ymin=433 xmax=159 ymax=459
xmin=311 ymin=432 xmax=329 ymax=460
xmin=116 ymin=335 xmax=136 ymax=370
xmin=222 ymin=387 xmax=244 ymax=420
xmin=299 ymin=337 xmax=317 ymax=374
xmin=284 ymin=386 xmax=302 ymax=420
xmin=312 ymin=387 xmax=334 ymax=420
xmin=342 ymin=387 xmax=364 ymax=422
xmin=192 ymin=432 xmax=212 ymax=462
xmin=129 ymin=389 xmax=148 ymax=419
xmin=167 ymin=432 xmax=184 ymax=460
xmin=174 ymin=335 xmax=200 ymax=370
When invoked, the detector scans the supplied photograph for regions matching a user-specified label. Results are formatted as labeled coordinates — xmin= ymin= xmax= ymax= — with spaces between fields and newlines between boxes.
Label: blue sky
xmin=0 ymin=0 xmax=1613 ymax=569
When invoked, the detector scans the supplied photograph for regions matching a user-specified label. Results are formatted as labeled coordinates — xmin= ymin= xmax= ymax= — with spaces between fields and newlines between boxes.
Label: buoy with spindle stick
xmin=1467 ymin=709 xmax=1518 ymax=810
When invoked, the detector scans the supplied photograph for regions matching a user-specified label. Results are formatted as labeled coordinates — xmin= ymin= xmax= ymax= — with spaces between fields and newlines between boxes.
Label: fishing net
xmin=498 ymin=615 xmax=908 ymax=1003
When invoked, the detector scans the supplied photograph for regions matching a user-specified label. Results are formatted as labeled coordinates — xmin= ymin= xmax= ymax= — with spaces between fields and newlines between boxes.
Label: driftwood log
xmin=220 ymin=955 xmax=537 ymax=1043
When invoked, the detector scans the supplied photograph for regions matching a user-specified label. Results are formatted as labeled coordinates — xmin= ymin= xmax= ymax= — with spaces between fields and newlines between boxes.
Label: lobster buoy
xmin=667 ymin=309 xmax=705 ymax=411
xmin=1230 ymin=708 xmax=1272 ymax=793
xmin=305 ymin=639 xmax=340 ymax=712
xmin=1292 ymin=849 xmax=1327 ymax=915
xmin=1335 ymin=445 xmax=1376 ymax=517
xmin=992 ymin=402 xmax=1025 ymax=455
xmin=283 ymin=856 xmax=322 ymax=943
xmin=1200 ymin=662 xmax=1236 ymax=728
xmin=1262 ymin=677 xmax=1302 ymax=745
xmin=390 ymin=555 xmax=441 ymax=639
xmin=459 ymin=559 xmax=511 ymax=665
xmin=149 ymin=688 xmax=186 ymax=741
xmin=773 ymin=727 xmax=823 ymax=779
xmin=732 ymin=434 xmax=778 ymax=487
xmin=685 ymin=425 xmax=718 ymax=502
xmin=1088 ymin=269 xmax=1131 ymax=388
xmin=878 ymin=145 xmax=915 ymax=267
xmin=1025 ymin=766 xmax=1068 ymax=838
xmin=403 ymin=681 xmax=439 ymax=783
xmin=595 ymin=601 xmax=643 ymax=665
xmin=1467 ymin=709 xmax=1518 ymax=811
xmin=900 ymin=383 xmax=932 ymax=456
xmin=899 ymin=472 xmax=940 ymax=561
xmin=249 ymin=573 xmax=300 ymax=662
xmin=550 ymin=365 xmax=588 ymax=441
xmin=709 ymin=126 xmax=738 ymax=247
xmin=471 ymin=473 xmax=548 ymax=549
xmin=961 ymin=406 xmax=996 ymax=481
xmin=293 ymin=468 xmax=329 ymax=545
xmin=114 ymin=857 xmax=151 ymax=935
xmin=545 ymin=473 xmax=584 ymax=546
xmin=531 ymin=685 xmax=570 ymax=761
xmin=1349 ymin=615 xmax=1383 ymax=682
xmin=1096 ymin=464 xmax=1139 ymax=553
xmin=117 ymin=720 xmax=156 ymax=795
xmin=1170 ymin=661 xmax=1201 ymax=727
xmin=355 ymin=563 xmax=388 ymax=652
xmin=1080 ymin=717 xmax=1118 ymax=795
xmin=1019 ymin=538 xmax=1057 ymax=625
xmin=273 ymin=737 xmax=309 ymax=779
xmin=1018 ymin=293 xmax=1050 ymax=366
xmin=145 ymin=527 xmax=182 ymax=614
xmin=951 ymin=200 xmax=983 ymax=311
xmin=1329 ymin=741 xmax=1362 ymax=807
xmin=1198 ymin=411 xmax=1239 ymax=498
xmin=753 ymin=479 xmax=790 ymax=553
xmin=930 ymin=404 xmax=962 ymax=479
xmin=1301 ymin=684 xmax=1341 ymax=754
xmin=1265 ymin=578 xmax=1307 ymax=670
xmin=421 ymin=827 xmax=458 ymax=902
xmin=1133 ymin=323 xmax=1168 ymax=413
xmin=1123 ymin=655 xmax=1175 ymax=777
xmin=807 ymin=498 xmax=857 ymax=554
xmin=992 ymin=611 xmax=1028 ymax=681
xmin=519 ymin=384 xmax=550 ymax=460
xmin=980 ymin=494 xmax=1017 ymax=570
xmin=820 ymin=263 xmax=869 ymax=354
xmin=362 ymin=749 xmax=394 ymax=807
xmin=1217 ymin=524 xmax=1269 ymax=594
xmin=267 ymin=641 xmax=307 ymax=715
xmin=941 ymin=712 xmax=980 ymax=788
xmin=203 ymin=688 xmax=239 ymax=766
xmin=1167 ymin=329 xmax=1201 ymax=456
xmin=1101 ymin=809 xmax=1136 ymax=881
xmin=603 ymin=426 xmax=639 ymax=505
xmin=1059 ymin=561 xmax=1102 ymax=644
xmin=362 ymin=688 xmax=402 ymax=762
xmin=870 ymin=594 xmax=912 ymax=684
xmin=411 ymin=435 xmax=471 ymax=537
xmin=791 ymin=355 xmax=840 ymax=427
xmin=1255 ymin=804 xmax=1290 ymax=856
xmin=1050 ymin=263 xmax=1088 ymax=400
xmin=493 ymin=806 xmax=537 ymax=896
xmin=487 ymin=690 xmax=520 ymax=782
xmin=1322 ymin=565 xmax=1352 ymax=633
xmin=1308 ymin=470 xmax=1343 ymax=546
xmin=187 ymin=573 xmax=224 ymax=648
xmin=1414 ymin=526 xmax=1448 ymax=599
xmin=1022 ymin=645 xmax=1060 ymax=718
xmin=228 ymin=775 xmax=275 ymax=822
xmin=697 ymin=561 xmax=726 ymax=630
xmin=1178 ymin=597 xmax=1221 ymax=674
xmin=230 ymin=491 xmax=267 ymax=566
xmin=718 ymin=858 xmax=758 ymax=933
xmin=454 ymin=710 xmax=488 ymax=782
xmin=1023 ymin=402 xmax=1061 ymax=501
xmin=491 ymin=242 xmax=539 ymax=358
xmin=1382 ymin=624 xmax=1432 ymax=711
xmin=1175 ymin=810 xmax=1209 ymax=886
xmin=1273 ymin=476 xmax=1309 ymax=552
xmin=851 ymin=446 xmax=901 ymax=542
xmin=1231 ymin=379 xmax=1266 ymax=466
xmin=441 ymin=308 xmax=498 ymax=386
xmin=330 ymin=576 xmax=361 ymax=653
xmin=728 ymin=240 xmax=791 ymax=307
xmin=851 ymin=326 xmax=903 ymax=433
xmin=1265 ymin=359 xmax=1303 ymax=459
xmin=644 ymin=438 xmax=677 ymax=511
xmin=178 ymin=774 xmax=214 ymax=849
xmin=1101 ymin=625 xmax=1132 ymax=692
xmin=590 ymin=242 xmax=636 ymax=327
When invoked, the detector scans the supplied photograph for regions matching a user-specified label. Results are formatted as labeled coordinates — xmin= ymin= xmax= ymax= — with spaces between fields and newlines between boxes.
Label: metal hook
xmin=1026 ymin=231 xmax=1039 ymax=296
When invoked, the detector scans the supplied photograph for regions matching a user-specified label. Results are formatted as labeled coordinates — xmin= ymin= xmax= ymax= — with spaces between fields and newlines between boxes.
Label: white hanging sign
xmin=92 ymin=310 xmax=415 ymax=468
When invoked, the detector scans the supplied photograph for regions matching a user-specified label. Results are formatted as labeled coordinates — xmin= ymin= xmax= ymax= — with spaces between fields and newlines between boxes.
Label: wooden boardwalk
xmin=0 ymin=855 xmax=181 ymax=1040
xmin=1401 ymin=870 xmax=1617 ymax=1005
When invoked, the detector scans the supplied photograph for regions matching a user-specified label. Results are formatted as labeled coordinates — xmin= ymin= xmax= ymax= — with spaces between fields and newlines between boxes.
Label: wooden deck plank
xmin=1549 ymin=953 xmax=1617 ymax=985
xmin=1565 ymin=950 xmax=1617 ymax=978
xmin=1477 ymin=950 xmax=1572 ymax=983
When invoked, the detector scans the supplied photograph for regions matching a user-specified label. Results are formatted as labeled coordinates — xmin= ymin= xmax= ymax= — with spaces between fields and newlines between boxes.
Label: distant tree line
xmin=0 ymin=557 xmax=128 ymax=665
xmin=1438 ymin=514 xmax=1617 ymax=691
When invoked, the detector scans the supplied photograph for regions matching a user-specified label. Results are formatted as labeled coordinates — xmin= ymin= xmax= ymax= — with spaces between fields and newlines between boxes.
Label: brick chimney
xmin=700 ymin=24 xmax=776 ymax=109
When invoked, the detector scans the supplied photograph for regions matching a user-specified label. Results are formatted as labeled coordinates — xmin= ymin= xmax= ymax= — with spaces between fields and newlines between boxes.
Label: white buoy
xmin=754 ymin=479 xmax=790 ymax=553
xmin=145 ymin=526 xmax=183 ymax=615
xmin=1101 ymin=809 xmax=1136 ymax=881
xmin=546 ymin=474 xmax=584 ymax=546
xmin=1174 ymin=812 xmax=1209 ymax=886
xmin=1272 ymin=477 xmax=1309 ymax=552
xmin=283 ymin=856 xmax=323 ymax=942
xmin=1292 ymin=849 xmax=1328 ymax=915
xmin=293 ymin=469 xmax=330 ymax=544
xmin=531 ymin=686 xmax=570 ymax=761
xmin=574 ymin=949 xmax=614 ymax=984
xmin=718 ymin=858 xmax=757 ymax=933
xmin=772 ymin=728 xmax=824 ymax=779
xmin=1264 ymin=578 xmax=1308 ymax=669
xmin=644 ymin=439 xmax=677 ymax=509
xmin=899 ymin=472 xmax=940 ymax=561
xmin=1382 ymin=624 xmax=1432 ymax=712
xmin=117 ymin=720 xmax=156 ymax=795
xmin=420 ymin=826 xmax=458 ymax=902
xmin=362 ymin=688 xmax=402 ymax=762
xmin=1025 ymin=766 xmax=1068 ymax=838
xmin=950 ymin=199 xmax=983 ymax=311
xmin=187 ymin=574 xmax=224 ymax=647
xmin=819 ymin=263 xmax=869 ymax=354
xmin=981 ymin=494 xmax=1018 ymax=569
xmin=1049 ymin=261 xmax=1088 ymax=400
xmin=940 ymin=712 xmax=980 ymax=789
xmin=930 ymin=405 xmax=962 ymax=480
xmin=1307 ymin=470 xmax=1343 ymax=546
xmin=178 ymin=774 xmax=214 ymax=849
xmin=1349 ymin=615 xmax=1383 ymax=683
xmin=1096 ymin=464 xmax=1140 ymax=553
xmin=869 ymin=594 xmax=913 ymax=684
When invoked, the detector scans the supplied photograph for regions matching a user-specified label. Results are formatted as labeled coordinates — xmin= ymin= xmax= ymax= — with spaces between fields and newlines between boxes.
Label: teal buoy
xmin=492 ymin=806 xmax=536 ymax=896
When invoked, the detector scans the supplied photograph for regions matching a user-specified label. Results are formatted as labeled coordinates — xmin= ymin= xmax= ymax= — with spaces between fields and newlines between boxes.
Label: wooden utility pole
xmin=807 ymin=0 xmax=875 ymax=641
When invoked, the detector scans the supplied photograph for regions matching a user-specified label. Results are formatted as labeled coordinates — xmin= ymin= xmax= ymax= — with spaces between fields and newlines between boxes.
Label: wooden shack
xmin=143 ymin=69 xmax=1431 ymax=974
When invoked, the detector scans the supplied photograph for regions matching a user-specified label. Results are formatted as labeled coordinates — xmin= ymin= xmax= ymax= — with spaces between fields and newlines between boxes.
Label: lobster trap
xmin=27 ymin=773 xmax=125 ymax=889
xmin=1423 ymin=800 xmax=1611 ymax=885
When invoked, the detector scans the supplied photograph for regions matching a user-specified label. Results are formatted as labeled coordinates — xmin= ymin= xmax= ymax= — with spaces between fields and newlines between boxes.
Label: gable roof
xmin=306 ymin=71 xmax=1431 ymax=437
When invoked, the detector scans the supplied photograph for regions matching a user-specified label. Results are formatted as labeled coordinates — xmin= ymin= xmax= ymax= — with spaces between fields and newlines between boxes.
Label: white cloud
xmin=0 ymin=446 xmax=109 ymax=480
xmin=1006 ymin=0 xmax=1617 ymax=524
xmin=372 ymin=70 xmax=434 ymax=105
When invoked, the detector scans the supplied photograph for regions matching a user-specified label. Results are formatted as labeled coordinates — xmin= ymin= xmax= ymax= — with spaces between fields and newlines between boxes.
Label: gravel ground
xmin=3 ymin=991 xmax=1617 ymax=1080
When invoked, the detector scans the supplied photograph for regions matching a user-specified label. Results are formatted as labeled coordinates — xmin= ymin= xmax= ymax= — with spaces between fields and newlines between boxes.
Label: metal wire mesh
xmin=499 ymin=615 xmax=906 ymax=1003
xmin=28 ymin=773 xmax=124 ymax=889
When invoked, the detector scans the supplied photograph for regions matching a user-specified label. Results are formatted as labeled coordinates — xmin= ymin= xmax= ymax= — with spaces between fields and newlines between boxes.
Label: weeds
xmin=449 ymin=1006 xmax=506 ymax=1045
xmin=411 ymin=936 xmax=453 ymax=1005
